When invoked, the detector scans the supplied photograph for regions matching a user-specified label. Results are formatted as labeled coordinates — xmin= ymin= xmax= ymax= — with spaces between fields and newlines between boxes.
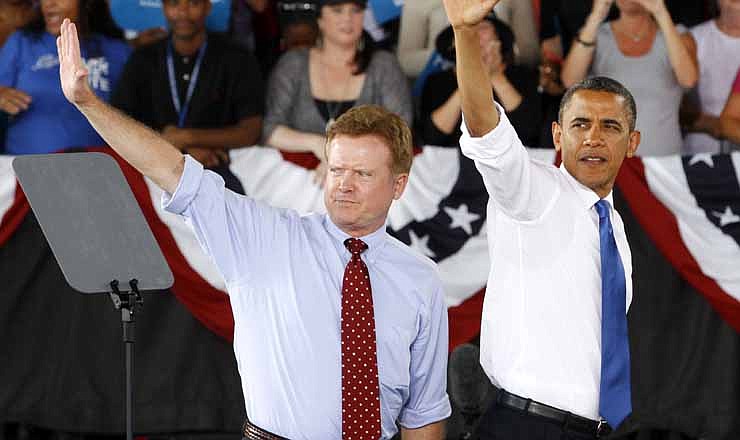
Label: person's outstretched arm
xmin=442 ymin=0 xmax=558 ymax=221
xmin=636 ymin=0 xmax=697 ymax=88
xmin=442 ymin=0 xmax=500 ymax=137
xmin=560 ymin=0 xmax=612 ymax=88
xmin=57 ymin=19 xmax=183 ymax=194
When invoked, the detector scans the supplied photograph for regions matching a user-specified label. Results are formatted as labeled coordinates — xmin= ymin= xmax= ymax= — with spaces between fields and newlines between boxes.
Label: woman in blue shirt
xmin=0 ymin=0 xmax=130 ymax=154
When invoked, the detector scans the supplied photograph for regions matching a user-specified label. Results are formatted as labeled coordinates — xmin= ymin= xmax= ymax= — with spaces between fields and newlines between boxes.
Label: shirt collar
xmin=323 ymin=214 xmax=387 ymax=261
xmin=558 ymin=163 xmax=614 ymax=212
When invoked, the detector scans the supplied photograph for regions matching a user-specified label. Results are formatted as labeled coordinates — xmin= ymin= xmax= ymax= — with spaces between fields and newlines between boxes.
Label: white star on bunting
xmin=712 ymin=206 xmax=740 ymax=227
xmin=409 ymin=230 xmax=436 ymax=259
xmin=443 ymin=204 xmax=481 ymax=235
xmin=688 ymin=154 xmax=715 ymax=168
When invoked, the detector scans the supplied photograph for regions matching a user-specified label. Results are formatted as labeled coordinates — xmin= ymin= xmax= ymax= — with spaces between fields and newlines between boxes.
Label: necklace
xmin=317 ymin=50 xmax=355 ymax=129
xmin=615 ymin=17 xmax=651 ymax=43
xmin=325 ymin=100 xmax=346 ymax=130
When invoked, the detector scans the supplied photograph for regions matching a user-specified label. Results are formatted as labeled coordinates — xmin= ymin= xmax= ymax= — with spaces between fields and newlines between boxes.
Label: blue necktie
xmin=595 ymin=200 xmax=632 ymax=428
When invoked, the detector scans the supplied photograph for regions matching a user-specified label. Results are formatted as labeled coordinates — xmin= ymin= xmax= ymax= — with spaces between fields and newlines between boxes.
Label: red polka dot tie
xmin=341 ymin=238 xmax=381 ymax=440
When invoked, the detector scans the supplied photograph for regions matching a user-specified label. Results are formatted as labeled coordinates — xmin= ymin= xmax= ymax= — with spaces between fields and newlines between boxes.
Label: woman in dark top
xmin=420 ymin=14 xmax=541 ymax=147
xmin=263 ymin=0 xmax=411 ymax=183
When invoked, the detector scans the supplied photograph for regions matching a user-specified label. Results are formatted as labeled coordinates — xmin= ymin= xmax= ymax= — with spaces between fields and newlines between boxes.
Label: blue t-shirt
xmin=0 ymin=31 xmax=130 ymax=154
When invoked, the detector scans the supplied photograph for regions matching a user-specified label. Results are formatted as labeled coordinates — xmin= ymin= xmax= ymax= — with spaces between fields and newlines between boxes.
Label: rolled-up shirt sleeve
xmin=459 ymin=103 xmax=557 ymax=221
xmin=162 ymin=155 xmax=290 ymax=286
xmin=162 ymin=154 xmax=205 ymax=214
xmin=398 ymin=281 xmax=452 ymax=428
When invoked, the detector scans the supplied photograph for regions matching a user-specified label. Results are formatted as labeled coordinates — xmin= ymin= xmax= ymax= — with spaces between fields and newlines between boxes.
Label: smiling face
xmin=163 ymin=0 xmax=211 ymax=42
xmin=317 ymin=1 xmax=365 ymax=48
xmin=324 ymin=134 xmax=408 ymax=237
xmin=553 ymin=90 xmax=640 ymax=198
xmin=42 ymin=0 xmax=79 ymax=36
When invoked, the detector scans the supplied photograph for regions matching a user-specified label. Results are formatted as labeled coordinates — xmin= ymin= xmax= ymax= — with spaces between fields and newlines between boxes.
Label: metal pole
xmin=123 ymin=307 xmax=135 ymax=440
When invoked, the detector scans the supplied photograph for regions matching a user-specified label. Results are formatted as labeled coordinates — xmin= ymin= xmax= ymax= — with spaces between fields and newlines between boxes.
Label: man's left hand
xmin=57 ymin=19 xmax=95 ymax=106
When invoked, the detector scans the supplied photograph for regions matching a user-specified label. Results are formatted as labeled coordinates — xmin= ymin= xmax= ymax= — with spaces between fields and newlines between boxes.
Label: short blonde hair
xmin=326 ymin=105 xmax=413 ymax=175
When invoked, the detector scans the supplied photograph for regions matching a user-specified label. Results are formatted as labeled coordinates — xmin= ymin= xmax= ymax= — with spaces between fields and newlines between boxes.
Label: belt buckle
xmin=596 ymin=419 xmax=612 ymax=438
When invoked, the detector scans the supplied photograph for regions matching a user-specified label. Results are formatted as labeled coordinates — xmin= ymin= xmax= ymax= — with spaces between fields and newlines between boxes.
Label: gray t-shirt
xmin=263 ymin=48 xmax=413 ymax=141
xmin=591 ymin=23 xmax=686 ymax=156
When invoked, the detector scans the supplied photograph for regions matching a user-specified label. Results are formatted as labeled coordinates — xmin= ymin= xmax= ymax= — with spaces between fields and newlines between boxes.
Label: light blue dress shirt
xmin=163 ymin=156 xmax=451 ymax=439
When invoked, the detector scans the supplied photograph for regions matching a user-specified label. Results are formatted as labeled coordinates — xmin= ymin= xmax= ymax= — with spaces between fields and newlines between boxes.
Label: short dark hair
xmin=558 ymin=76 xmax=637 ymax=131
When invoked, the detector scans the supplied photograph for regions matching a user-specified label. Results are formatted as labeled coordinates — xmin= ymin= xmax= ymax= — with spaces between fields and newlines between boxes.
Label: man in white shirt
xmin=441 ymin=0 xmax=641 ymax=438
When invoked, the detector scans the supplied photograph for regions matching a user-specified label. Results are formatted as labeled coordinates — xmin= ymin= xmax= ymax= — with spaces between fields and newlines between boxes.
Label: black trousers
xmin=477 ymin=400 xmax=599 ymax=440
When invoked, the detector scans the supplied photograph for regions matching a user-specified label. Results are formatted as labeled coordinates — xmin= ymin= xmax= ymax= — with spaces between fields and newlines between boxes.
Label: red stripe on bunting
xmin=447 ymin=289 xmax=485 ymax=350
xmin=92 ymin=148 xmax=236 ymax=341
xmin=0 ymin=181 xmax=30 ymax=248
xmin=617 ymin=157 xmax=740 ymax=332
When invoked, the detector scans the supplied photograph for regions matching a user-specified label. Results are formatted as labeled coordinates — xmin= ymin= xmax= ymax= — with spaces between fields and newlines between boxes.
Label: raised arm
xmin=560 ymin=0 xmax=612 ymax=88
xmin=57 ymin=19 xmax=183 ymax=194
xmin=441 ymin=0 xmax=500 ymax=137
xmin=636 ymin=0 xmax=697 ymax=88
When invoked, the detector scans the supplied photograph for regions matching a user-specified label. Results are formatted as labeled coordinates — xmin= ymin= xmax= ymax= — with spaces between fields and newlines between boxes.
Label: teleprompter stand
xmin=110 ymin=278 xmax=144 ymax=440
xmin=13 ymin=153 xmax=174 ymax=440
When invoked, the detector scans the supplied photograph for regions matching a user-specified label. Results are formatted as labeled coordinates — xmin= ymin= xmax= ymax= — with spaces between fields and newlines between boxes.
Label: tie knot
xmin=344 ymin=238 xmax=368 ymax=255
xmin=595 ymin=199 xmax=610 ymax=220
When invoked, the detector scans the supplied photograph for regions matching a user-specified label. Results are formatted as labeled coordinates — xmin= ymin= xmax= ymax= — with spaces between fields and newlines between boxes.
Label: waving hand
xmin=56 ymin=19 xmax=95 ymax=106
xmin=442 ymin=0 xmax=499 ymax=30
xmin=441 ymin=0 xmax=501 ymax=136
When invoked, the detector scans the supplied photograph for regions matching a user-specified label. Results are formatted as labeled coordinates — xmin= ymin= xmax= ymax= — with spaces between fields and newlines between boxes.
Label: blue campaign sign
xmin=110 ymin=0 xmax=231 ymax=33
xmin=412 ymin=51 xmax=455 ymax=97
xmin=368 ymin=0 xmax=402 ymax=25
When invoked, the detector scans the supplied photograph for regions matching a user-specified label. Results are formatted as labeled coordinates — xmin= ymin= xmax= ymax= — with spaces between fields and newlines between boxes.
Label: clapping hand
xmin=56 ymin=18 xmax=95 ymax=106
xmin=442 ymin=0 xmax=500 ymax=30
xmin=482 ymin=39 xmax=505 ymax=79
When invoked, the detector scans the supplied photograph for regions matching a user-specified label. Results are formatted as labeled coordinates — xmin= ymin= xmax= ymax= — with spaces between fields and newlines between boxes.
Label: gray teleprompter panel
xmin=13 ymin=152 xmax=173 ymax=294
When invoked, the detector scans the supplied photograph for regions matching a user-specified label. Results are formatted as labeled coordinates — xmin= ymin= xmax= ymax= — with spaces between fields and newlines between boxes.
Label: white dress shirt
xmin=459 ymin=105 xmax=633 ymax=420
xmin=162 ymin=156 xmax=451 ymax=439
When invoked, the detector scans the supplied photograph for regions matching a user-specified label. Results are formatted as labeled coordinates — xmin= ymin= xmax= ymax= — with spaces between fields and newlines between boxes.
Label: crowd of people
xmin=1 ymin=0 xmax=739 ymax=162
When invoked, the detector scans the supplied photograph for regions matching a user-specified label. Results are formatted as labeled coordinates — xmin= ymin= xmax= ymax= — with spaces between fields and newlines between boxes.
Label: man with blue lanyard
xmin=111 ymin=0 xmax=263 ymax=182
xmin=441 ymin=0 xmax=640 ymax=438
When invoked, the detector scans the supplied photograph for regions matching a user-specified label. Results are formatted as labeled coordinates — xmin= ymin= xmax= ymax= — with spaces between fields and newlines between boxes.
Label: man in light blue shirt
xmin=57 ymin=18 xmax=450 ymax=440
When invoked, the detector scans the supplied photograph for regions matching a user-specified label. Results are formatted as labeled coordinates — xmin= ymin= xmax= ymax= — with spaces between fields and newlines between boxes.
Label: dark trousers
xmin=477 ymin=400 xmax=599 ymax=440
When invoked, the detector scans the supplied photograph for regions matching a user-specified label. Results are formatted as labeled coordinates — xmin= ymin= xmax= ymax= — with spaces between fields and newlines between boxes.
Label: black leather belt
xmin=496 ymin=389 xmax=612 ymax=438
xmin=242 ymin=418 xmax=289 ymax=440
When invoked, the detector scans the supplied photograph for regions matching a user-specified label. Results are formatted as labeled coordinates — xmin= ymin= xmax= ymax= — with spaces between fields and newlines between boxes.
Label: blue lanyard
xmin=166 ymin=40 xmax=207 ymax=128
